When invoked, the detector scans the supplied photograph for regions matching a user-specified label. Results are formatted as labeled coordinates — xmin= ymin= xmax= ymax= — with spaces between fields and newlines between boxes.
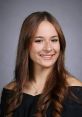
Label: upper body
xmin=0 ymin=11 xmax=82 ymax=117
xmin=1 ymin=77 xmax=82 ymax=117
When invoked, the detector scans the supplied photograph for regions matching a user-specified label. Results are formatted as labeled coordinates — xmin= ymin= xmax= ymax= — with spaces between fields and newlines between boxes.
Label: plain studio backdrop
xmin=0 ymin=0 xmax=82 ymax=93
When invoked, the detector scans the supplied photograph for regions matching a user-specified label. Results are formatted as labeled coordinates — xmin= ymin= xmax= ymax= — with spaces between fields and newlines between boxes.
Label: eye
xmin=34 ymin=39 xmax=43 ymax=43
xmin=51 ymin=38 xmax=59 ymax=42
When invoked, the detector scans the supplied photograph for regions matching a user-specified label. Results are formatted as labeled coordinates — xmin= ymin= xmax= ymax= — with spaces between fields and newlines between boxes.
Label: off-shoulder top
xmin=0 ymin=86 xmax=82 ymax=117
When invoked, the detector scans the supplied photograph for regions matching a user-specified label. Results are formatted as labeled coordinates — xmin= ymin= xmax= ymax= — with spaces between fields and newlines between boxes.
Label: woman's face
xmin=29 ymin=21 xmax=60 ymax=68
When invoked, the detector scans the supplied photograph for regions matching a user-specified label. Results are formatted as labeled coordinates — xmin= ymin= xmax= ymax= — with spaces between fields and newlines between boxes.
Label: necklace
xmin=31 ymin=81 xmax=41 ymax=95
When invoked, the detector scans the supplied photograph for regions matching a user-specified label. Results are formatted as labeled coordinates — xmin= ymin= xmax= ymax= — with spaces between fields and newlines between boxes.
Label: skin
xmin=24 ymin=21 xmax=60 ymax=94
xmin=29 ymin=21 xmax=60 ymax=70
xmin=5 ymin=21 xmax=82 ymax=95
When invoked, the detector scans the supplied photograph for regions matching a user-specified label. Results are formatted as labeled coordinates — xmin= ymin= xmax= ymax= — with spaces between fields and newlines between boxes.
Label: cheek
xmin=29 ymin=48 xmax=36 ymax=61
xmin=30 ymin=43 xmax=43 ymax=52
xmin=58 ymin=45 xmax=60 ymax=52
xmin=29 ymin=44 xmax=42 ymax=58
xmin=54 ymin=43 xmax=60 ymax=52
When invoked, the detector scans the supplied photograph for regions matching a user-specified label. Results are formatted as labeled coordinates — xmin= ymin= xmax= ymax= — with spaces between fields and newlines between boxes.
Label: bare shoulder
xmin=4 ymin=81 xmax=16 ymax=90
xmin=66 ymin=76 xmax=82 ymax=86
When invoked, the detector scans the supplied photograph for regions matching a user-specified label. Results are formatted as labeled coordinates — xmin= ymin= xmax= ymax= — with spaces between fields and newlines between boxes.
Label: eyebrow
xmin=34 ymin=36 xmax=44 ymax=39
xmin=51 ymin=36 xmax=59 ymax=38
xmin=34 ymin=36 xmax=58 ymax=39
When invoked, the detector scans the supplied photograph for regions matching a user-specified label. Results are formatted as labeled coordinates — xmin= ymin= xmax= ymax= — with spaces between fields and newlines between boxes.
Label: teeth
xmin=41 ymin=55 xmax=53 ymax=56
xmin=41 ymin=55 xmax=52 ymax=56
xmin=40 ymin=55 xmax=53 ymax=59
xmin=42 ymin=56 xmax=52 ymax=57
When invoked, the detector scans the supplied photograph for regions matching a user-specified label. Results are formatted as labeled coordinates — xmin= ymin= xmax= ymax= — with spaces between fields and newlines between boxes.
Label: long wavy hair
xmin=5 ymin=11 xmax=70 ymax=117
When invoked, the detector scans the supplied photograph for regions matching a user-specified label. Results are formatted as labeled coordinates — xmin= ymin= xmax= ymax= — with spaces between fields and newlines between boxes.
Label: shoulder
xmin=4 ymin=81 xmax=16 ymax=90
xmin=1 ymin=82 xmax=16 ymax=104
xmin=66 ymin=76 xmax=82 ymax=87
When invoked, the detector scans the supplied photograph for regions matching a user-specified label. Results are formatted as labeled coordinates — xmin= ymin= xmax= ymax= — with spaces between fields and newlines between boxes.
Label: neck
xmin=33 ymin=65 xmax=53 ymax=85
xmin=24 ymin=66 xmax=54 ymax=96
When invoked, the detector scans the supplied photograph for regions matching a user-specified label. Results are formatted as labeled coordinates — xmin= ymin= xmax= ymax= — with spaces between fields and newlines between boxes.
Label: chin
xmin=40 ymin=63 xmax=55 ymax=68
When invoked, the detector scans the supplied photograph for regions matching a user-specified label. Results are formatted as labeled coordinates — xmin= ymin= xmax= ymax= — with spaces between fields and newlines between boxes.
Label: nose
xmin=43 ymin=41 xmax=52 ymax=52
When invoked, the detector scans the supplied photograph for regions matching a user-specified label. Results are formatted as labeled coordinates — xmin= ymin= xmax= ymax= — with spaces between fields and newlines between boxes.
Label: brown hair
xmin=5 ymin=11 xmax=70 ymax=117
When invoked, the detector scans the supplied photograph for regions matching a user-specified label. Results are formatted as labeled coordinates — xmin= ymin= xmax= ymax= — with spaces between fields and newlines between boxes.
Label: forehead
xmin=35 ymin=21 xmax=58 ymax=36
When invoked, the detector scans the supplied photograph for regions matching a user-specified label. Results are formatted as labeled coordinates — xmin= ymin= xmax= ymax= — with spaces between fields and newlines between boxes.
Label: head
xmin=29 ymin=20 xmax=60 ymax=69
xmin=16 ymin=11 xmax=66 ymax=82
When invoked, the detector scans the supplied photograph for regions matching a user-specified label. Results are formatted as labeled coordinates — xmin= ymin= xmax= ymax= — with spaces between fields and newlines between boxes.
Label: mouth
xmin=40 ymin=54 xmax=55 ymax=60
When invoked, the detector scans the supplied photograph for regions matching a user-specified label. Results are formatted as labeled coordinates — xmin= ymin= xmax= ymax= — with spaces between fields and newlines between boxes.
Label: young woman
xmin=0 ymin=11 xmax=82 ymax=117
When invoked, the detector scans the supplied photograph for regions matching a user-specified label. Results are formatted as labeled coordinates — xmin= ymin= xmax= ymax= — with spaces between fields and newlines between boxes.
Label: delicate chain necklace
xmin=31 ymin=81 xmax=41 ymax=95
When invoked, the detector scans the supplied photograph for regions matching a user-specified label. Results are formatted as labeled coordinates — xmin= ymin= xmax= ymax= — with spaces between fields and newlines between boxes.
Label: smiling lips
xmin=40 ymin=54 xmax=55 ymax=60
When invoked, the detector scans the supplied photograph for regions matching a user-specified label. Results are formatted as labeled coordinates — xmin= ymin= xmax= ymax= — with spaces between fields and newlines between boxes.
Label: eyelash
xmin=51 ymin=39 xmax=59 ymax=42
xmin=34 ymin=40 xmax=43 ymax=43
xmin=34 ymin=39 xmax=59 ymax=43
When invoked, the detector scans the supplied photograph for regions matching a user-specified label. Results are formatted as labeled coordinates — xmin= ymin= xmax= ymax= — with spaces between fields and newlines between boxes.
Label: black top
xmin=0 ymin=86 xmax=82 ymax=117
